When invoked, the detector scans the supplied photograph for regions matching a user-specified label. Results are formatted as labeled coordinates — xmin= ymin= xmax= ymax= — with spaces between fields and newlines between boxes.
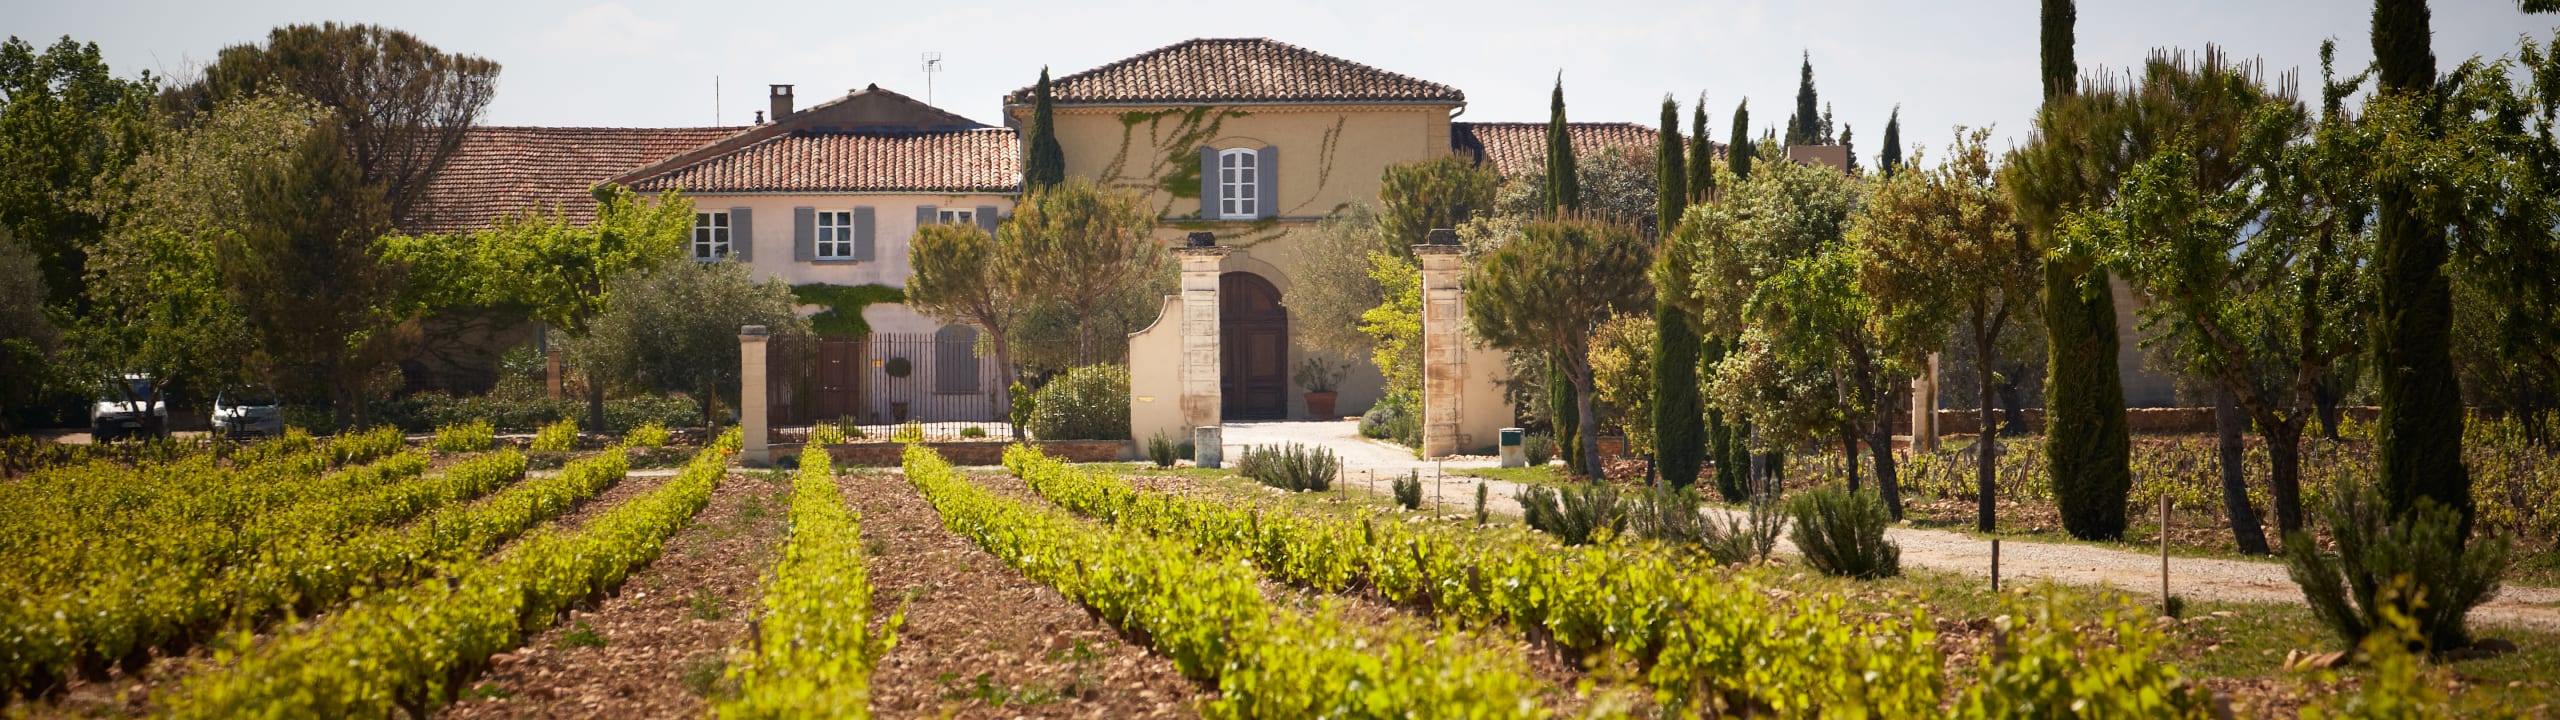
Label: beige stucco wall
xmin=1014 ymin=103 xmax=1454 ymax=222
xmin=683 ymin=191 xmax=1014 ymax=288
xmin=1127 ymin=295 xmax=1184 ymax=451
xmin=1457 ymin=340 xmax=1510 ymax=454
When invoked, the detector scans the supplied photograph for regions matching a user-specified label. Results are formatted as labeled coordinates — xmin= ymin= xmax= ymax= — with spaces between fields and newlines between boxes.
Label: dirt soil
xmin=442 ymin=468 xmax=789 ymax=719
xmin=849 ymin=471 xmax=1204 ymax=719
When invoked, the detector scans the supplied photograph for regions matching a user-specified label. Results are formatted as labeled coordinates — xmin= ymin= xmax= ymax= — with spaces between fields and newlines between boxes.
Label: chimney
xmin=769 ymin=84 xmax=794 ymax=121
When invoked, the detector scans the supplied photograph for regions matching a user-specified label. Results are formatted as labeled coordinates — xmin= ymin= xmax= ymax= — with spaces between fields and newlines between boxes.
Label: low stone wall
xmin=793 ymin=440 xmax=1128 ymax=466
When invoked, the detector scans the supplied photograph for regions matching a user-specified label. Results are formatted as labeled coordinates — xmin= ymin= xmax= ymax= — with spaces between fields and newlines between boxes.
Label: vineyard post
xmin=1991 ymin=538 xmax=2001 ymax=592
xmin=2161 ymin=494 xmax=2171 ymax=615
xmin=1434 ymin=461 xmax=1444 ymax=516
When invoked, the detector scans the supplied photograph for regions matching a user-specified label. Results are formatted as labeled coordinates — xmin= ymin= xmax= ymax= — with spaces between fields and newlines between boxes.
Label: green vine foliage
xmin=788 ymin=283 xmax=904 ymax=338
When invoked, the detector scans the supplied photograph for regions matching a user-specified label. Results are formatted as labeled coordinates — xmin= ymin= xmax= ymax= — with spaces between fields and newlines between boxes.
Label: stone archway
xmin=1220 ymin=272 xmax=1288 ymax=420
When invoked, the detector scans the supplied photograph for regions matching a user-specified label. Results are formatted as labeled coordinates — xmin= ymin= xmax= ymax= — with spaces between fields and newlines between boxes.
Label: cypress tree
xmin=1024 ymin=67 xmax=1066 ymax=191
xmin=2038 ymin=0 xmax=2133 ymax=539
xmin=1544 ymin=76 xmax=1582 ymax=214
xmin=1840 ymin=124 xmax=1857 ymax=174
xmin=1787 ymin=52 xmax=1821 ymax=146
xmin=1654 ymin=96 xmax=1705 ymax=488
xmin=1728 ymin=99 xmax=1754 ymax=182
xmin=1688 ymin=97 xmax=1715 ymax=201
xmin=1880 ymin=106 xmax=1903 ymax=178
xmin=2369 ymin=0 xmax=2471 ymax=533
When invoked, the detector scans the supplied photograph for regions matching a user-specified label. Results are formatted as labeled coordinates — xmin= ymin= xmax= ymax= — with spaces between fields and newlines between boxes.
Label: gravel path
xmin=1230 ymin=420 xmax=2560 ymax=633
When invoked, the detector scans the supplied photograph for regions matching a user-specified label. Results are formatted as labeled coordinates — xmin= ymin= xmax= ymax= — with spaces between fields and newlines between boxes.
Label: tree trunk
xmin=1571 ymin=358 xmax=1604 ymax=479
xmin=2215 ymin=387 xmax=2272 ymax=555
xmin=1842 ymin=430 xmax=1861 ymax=494
xmin=2263 ymin=417 xmax=2308 ymax=536
xmin=1550 ymin=357 xmax=1581 ymax=472
xmin=587 ymin=376 xmax=607 ymax=435
xmin=990 ymin=332 xmax=1018 ymax=441
xmin=2313 ymin=376 xmax=2344 ymax=440
xmin=1869 ymin=398 xmax=1903 ymax=520
xmin=1997 ymin=366 xmax=2027 ymax=436
xmin=1977 ymin=344 xmax=2001 ymax=533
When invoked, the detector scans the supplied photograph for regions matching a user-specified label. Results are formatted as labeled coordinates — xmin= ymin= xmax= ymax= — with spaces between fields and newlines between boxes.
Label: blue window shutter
xmin=731 ymin=207 xmax=754 ymax=261
xmin=915 ymin=205 xmax=937 ymax=229
xmin=975 ymin=205 xmax=999 ymax=234
xmin=854 ymin=206 xmax=876 ymax=261
xmin=1256 ymin=145 xmax=1278 ymax=219
xmin=1199 ymin=146 xmax=1218 ymax=218
xmin=792 ymin=207 xmax=815 ymax=262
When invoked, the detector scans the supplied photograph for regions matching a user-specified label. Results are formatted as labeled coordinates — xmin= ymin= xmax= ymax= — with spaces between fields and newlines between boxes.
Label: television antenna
xmin=921 ymin=52 xmax=944 ymax=105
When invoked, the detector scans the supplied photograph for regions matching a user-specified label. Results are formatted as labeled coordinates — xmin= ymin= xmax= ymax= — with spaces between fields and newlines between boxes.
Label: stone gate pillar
xmin=1912 ymin=352 xmax=1939 ymax=453
xmin=739 ymin=325 xmax=771 ymax=466
xmin=1173 ymin=233 xmax=1228 ymax=433
xmin=1415 ymin=229 xmax=1465 ymax=459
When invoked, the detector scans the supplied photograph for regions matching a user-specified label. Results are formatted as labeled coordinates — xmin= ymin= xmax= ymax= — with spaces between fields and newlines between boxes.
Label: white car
xmin=89 ymin=374 xmax=168 ymax=441
xmin=213 ymin=385 xmax=284 ymax=439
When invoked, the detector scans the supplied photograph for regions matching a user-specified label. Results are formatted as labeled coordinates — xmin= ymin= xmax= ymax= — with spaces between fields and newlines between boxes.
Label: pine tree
xmin=1545 ymin=76 xmax=1582 ymax=214
xmin=1688 ymin=96 xmax=1715 ymax=201
xmin=2037 ymin=0 xmax=2134 ymax=539
xmin=2369 ymin=0 xmax=2471 ymax=534
xmin=1654 ymin=95 xmax=1705 ymax=488
xmin=1787 ymin=52 xmax=1822 ymax=146
xmin=1024 ymin=67 xmax=1066 ymax=191
xmin=1880 ymin=107 xmax=1904 ymax=178
xmin=1728 ymin=99 xmax=1755 ymax=182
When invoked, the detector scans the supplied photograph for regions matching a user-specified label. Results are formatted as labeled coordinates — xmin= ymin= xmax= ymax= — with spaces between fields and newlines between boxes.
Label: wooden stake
xmin=1991 ymin=538 xmax=2002 ymax=593
xmin=2161 ymin=495 xmax=2172 ymax=614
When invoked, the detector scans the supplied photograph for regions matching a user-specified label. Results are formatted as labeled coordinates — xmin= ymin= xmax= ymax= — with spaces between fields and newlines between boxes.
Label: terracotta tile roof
xmin=1006 ymin=38 xmax=1463 ymax=106
xmin=406 ymin=126 xmax=739 ymax=234
xmin=628 ymin=128 xmax=1020 ymax=194
xmin=1452 ymin=122 xmax=1720 ymax=178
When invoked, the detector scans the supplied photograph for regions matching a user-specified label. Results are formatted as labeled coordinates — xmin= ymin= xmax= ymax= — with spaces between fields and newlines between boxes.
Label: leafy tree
xmin=1378 ymin=155 xmax=1497 ymax=254
xmin=2008 ymin=0 xmax=2136 ymax=541
xmin=0 ymin=35 xmax=158 ymax=311
xmin=1786 ymin=52 xmax=1825 ymax=146
xmin=2368 ymin=0 xmax=2471 ymax=533
xmin=75 ymin=93 xmax=317 ymax=422
xmin=1283 ymin=206 xmax=1387 ymax=362
xmin=1001 ymin=176 xmax=1163 ymax=364
xmin=1544 ymin=77 xmax=1581 ymax=214
xmin=571 ymin=261 xmax=808 ymax=429
xmin=1728 ymin=99 xmax=1755 ymax=181
xmin=1688 ymin=96 xmax=1716 ymax=201
xmin=1589 ymin=313 xmax=1656 ymax=452
xmin=2444 ymin=31 xmax=2560 ymax=439
xmin=906 ymin=219 xmax=1025 ymax=401
xmin=1023 ymin=67 xmax=1065 ymax=191
xmin=0 ymin=226 xmax=55 ymax=429
xmin=222 ymin=121 xmax=402 ymax=427
xmin=1653 ymin=96 xmax=1705 ymax=488
xmin=1359 ymin=250 xmax=1424 ymax=399
xmin=169 ymin=23 xmax=499 ymax=229
xmin=1859 ymin=128 xmax=2038 ymax=528
xmin=1466 ymin=216 xmax=1652 ymax=478
xmin=1880 ymin=107 xmax=1904 ymax=178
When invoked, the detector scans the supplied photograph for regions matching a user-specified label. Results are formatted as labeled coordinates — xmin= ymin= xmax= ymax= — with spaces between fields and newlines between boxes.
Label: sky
xmin=14 ymin=0 xmax=2560 ymax=166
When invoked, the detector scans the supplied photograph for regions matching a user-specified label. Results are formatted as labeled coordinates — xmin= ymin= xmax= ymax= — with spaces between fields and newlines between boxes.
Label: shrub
xmin=624 ymin=422 xmax=671 ymax=449
xmin=1702 ymin=494 xmax=1786 ymax=566
xmin=1360 ymin=392 xmax=1420 ymax=447
xmin=432 ymin=421 xmax=495 ymax=453
xmin=2284 ymin=477 xmax=2510 ymax=653
xmin=712 ymin=426 xmax=743 ymax=453
xmin=1522 ymin=433 xmax=1556 ymax=467
xmin=1238 ymin=443 xmax=1339 ymax=492
xmin=1788 ymin=488 xmax=1901 ymax=579
xmin=1628 ymin=484 xmax=1712 ymax=546
xmin=326 ymin=426 xmax=408 ymax=466
xmin=531 ymin=419 xmax=579 ymax=452
xmin=369 ymin=392 xmax=702 ymax=434
xmin=1147 ymin=432 xmax=1179 ymax=468
xmin=959 ymin=426 xmax=988 ymax=439
xmin=1026 ymin=365 xmax=1129 ymax=441
xmin=1519 ymin=481 xmax=1626 ymax=546
xmin=1391 ymin=471 xmax=1423 ymax=510
xmin=808 ymin=423 xmax=847 ymax=445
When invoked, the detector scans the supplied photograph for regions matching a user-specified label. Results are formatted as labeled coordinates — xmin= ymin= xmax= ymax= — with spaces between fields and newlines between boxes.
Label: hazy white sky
xmin=14 ymin=0 xmax=2559 ymax=165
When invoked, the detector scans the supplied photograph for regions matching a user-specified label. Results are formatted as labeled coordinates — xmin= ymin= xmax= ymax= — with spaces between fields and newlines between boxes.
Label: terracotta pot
xmin=1304 ymin=391 xmax=1339 ymax=419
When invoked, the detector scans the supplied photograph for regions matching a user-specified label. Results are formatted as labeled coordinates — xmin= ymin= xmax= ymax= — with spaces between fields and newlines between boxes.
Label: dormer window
xmin=1217 ymin=148 xmax=1258 ymax=220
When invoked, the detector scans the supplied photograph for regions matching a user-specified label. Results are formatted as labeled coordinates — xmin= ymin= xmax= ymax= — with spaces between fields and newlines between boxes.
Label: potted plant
xmin=1294 ymin=358 xmax=1348 ymax=419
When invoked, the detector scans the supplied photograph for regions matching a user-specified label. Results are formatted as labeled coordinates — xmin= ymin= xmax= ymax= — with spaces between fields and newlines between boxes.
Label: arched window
xmin=1218 ymin=148 xmax=1258 ymax=219
xmin=934 ymin=325 xmax=980 ymax=394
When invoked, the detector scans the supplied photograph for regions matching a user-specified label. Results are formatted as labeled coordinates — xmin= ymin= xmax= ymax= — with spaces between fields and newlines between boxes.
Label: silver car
xmin=90 ymin=374 xmax=168 ymax=441
xmin=213 ymin=385 xmax=285 ymax=439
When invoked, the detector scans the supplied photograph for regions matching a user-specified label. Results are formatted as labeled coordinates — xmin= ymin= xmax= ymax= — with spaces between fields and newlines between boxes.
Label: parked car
xmin=90 ymin=374 xmax=168 ymax=441
xmin=213 ymin=385 xmax=284 ymax=439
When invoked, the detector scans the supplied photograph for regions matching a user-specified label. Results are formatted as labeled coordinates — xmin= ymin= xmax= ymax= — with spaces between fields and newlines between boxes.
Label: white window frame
xmin=815 ymin=210 xmax=855 ymax=259
xmin=691 ymin=211 xmax=730 ymax=260
xmin=1218 ymin=148 xmax=1257 ymax=220
xmin=937 ymin=208 xmax=975 ymax=226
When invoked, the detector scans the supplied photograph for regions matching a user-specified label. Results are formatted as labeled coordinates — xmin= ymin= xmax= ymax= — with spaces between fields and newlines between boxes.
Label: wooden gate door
xmin=1220 ymin=272 xmax=1288 ymax=420
xmin=815 ymin=338 xmax=861 ymax=421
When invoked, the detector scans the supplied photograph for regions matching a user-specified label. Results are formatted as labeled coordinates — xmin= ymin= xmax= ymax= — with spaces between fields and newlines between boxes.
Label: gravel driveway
xmin=1221 ymin=420 xmax=2560 ymax=633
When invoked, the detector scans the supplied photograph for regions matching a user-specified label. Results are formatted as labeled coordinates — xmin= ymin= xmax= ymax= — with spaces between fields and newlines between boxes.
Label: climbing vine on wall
xmin=790 ymin=283 xmax=905 ymax=338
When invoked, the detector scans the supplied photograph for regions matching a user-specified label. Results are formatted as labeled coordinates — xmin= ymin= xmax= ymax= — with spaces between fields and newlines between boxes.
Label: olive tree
xmin=570 ymin=260 xmax=808 ymax=429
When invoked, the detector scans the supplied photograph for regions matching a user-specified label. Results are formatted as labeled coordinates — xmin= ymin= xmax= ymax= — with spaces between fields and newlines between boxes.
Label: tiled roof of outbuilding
xmin=406 ymin=126 xmax=739 ymax=234
xmin=629 ymin=128 xmax=1021 ymax=194
xmin=1006 ymin=38 xmax=1464 ymax=106
xmin=1452 ymin=121 xmax=1712 ymax=178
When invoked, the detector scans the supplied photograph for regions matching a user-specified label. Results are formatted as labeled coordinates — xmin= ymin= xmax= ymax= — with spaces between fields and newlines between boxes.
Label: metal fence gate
xmin=767 ymin=332 xmax=1012 ymax=441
